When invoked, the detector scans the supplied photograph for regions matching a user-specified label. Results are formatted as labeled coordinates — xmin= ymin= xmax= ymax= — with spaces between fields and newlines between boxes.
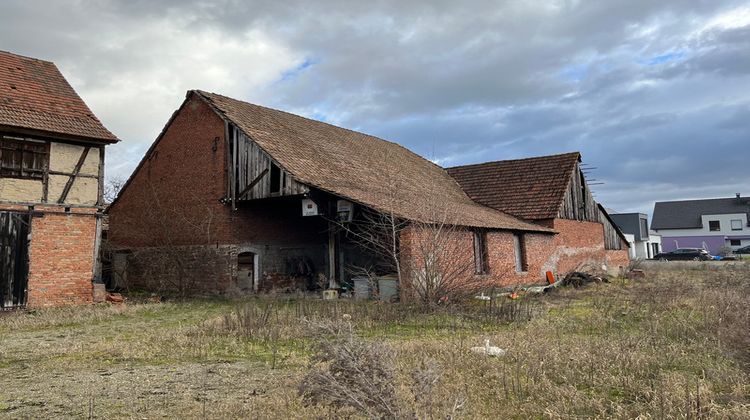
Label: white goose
xmin=470 ymin=339 xmax=506 ymax=357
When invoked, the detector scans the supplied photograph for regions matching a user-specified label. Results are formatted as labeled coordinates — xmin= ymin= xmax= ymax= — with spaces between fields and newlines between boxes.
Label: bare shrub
xmin=299 ymin=319 xmax=403 ymax=418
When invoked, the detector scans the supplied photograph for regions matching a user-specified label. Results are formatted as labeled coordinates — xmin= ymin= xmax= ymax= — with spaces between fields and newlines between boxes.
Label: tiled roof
xmin=447 ymin=152 xmax=581 ymax=221
xmin=195 ymin=90 xmax=552 ymax=233
xmin=0 ymin=50 xmax=118 ymax=142
xmin=652 ymin=197 xmax=750 ymax=230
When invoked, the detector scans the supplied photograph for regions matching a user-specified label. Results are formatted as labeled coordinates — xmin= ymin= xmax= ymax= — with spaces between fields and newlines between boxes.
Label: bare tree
xmin=333 ymin=154 xmax=483 ymax=306
xmin=107 ymin=180 xmax=217 ymax=297
xmin=103 ymin=176 xmax=127 ymax=204
xmin=400 ymin=217 xmax=481 ymax=306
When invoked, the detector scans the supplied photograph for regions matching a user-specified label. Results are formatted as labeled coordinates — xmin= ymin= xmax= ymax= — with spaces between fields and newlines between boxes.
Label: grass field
xmin=1 ymin=267 xmax=748 ymax=419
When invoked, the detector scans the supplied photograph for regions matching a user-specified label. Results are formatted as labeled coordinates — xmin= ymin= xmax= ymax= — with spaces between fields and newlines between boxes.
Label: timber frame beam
xmin=57 ymin=146 xmax=91 ymax=204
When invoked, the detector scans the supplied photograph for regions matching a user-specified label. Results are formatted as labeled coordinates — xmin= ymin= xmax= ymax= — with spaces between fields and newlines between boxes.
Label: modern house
xmin=651 ymin=194 xmax=750 ymax=254
xmin=0 ymin=50 xmax=119 ymax=308
xmin=107 ymin=90 xmax=628 ymax=298
xmin=609 ymin=212 xmax=661 ymax=259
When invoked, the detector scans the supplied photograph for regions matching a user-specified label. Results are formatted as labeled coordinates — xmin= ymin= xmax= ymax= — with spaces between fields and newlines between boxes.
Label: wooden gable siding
xmin=229 ymin=123 xmax=308 ymax=203
xmin=558 ymin=162 xmax=599 ymax=222
xmin=600 ymin=211 xmax=624 ymax=250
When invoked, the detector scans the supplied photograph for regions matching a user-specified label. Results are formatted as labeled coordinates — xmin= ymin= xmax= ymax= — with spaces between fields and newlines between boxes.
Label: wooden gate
xmin=0 ymin=211 xmax=30 ymax=309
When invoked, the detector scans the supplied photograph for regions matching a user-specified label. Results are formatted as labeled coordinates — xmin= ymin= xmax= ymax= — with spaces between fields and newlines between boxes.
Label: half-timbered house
xmin=0 ymin=50 xmax=118 ymax=308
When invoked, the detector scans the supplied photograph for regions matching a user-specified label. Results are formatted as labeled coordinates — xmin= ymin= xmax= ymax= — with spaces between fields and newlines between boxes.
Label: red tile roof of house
xmin=0 ymin=50 xmax=118 ymax=143
xmin=195 ymin=90 xmax=553 ymax=233
xmin=447 ymin=152 xmax=581 ymax=221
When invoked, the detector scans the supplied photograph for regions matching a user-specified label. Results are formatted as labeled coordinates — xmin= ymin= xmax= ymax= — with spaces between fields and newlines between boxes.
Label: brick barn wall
xmin=124 ymin=245 xmax=235 ymax=294
xmin=24 ymin=206 xmax=98 ymax=307
xmin=398 ymin=225 xmax=557 ymax=300
xmin=398 ymin=218 xmax=630 ymax=301
xmin=108 ymin=95 xmax=228 ymax=248
xmin=542 ymin=218 xmax=628 ymax=275
xmin=107 ymin=95 xmax=330 ymax=294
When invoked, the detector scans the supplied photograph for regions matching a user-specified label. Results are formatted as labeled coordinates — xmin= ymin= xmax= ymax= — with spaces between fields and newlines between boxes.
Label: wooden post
xmin=328 ymin=221 xmax=336 ymax=289
xmin=231 ymin=125 xmax=238 ymax=210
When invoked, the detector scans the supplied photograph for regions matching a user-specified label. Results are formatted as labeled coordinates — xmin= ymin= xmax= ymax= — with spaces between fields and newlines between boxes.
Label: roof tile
xmin=447 ymin=153 xmax=580 ymax=220
xmin=196 ymin=90 xmax=552 ymax=233
xmin=0 ymin=50 xmax=118 ymax=142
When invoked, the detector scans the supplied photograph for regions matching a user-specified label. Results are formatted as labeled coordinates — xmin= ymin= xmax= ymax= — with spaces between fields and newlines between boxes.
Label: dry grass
xmin=0 ymin=267 xmax=748 ymax=418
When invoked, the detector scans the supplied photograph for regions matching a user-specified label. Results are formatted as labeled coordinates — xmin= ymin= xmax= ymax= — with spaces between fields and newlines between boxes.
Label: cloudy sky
xmin=1 ymin=0 xmax=748 ymax=214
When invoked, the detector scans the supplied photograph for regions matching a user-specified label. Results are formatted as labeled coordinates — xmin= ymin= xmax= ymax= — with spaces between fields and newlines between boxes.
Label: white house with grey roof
xmin=651 ymin=193 xmax=750 ymax=254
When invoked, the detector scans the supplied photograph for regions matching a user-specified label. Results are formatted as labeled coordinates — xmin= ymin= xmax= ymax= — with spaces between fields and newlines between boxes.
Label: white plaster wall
xmin=50 ymin=142 xmax=100 ymax=176
xmin=48 ymin=142 xmax=100 ymax=205
xmin=624 ymin=233 xmax=636 ymax=259
xmin=657 ymin=213 xmax=749 ymax=237
xmin=0 ymin=178 xmax=43 ymax=202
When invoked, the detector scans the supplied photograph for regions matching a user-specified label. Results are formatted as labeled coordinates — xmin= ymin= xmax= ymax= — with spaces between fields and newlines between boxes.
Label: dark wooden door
xmin=0 ymin=212 xmax=30 ymax=309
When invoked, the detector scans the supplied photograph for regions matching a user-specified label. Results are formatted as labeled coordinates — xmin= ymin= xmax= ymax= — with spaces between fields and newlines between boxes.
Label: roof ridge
xmin=0 ymin=49 xmax=55 ymax=64
xmin=655 ymin=196 xmax=746 ymax=204
xmin=447 ymin=151 xmax=581 ymax=170
xmin=191 ymin=90 xmax=551 ymax=233
xmin=194 ymin=89 xmax=452 ymax=175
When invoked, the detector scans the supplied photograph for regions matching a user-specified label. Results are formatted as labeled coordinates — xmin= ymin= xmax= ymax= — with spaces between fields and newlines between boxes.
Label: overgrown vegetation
xmin=0 ymin=266 xmax=748 ymax=418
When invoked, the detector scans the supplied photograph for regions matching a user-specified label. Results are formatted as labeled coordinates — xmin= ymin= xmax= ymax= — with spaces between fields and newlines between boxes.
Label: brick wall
xmin=124 ymin=244 xmax=235 ymax=294
xmin=398 ymin=225 xmax=558 ymax=300
xmin=108 ymin=95 xmax=229 ymax=248
xmin=544 ymin=218 xmax=629 ymax=275
xmin=398 ymin=218 xmax=630 ymax=301
xmin=107 ymin=94 xmax=333 ymax=295
xmin=4 ymin=205 xmax=99 ymax=308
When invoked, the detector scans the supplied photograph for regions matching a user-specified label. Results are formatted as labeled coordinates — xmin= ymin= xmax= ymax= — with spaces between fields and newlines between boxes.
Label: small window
xmin=513 ymin=233 xmax=528 ymax=272
xmin=269 ymin=163 xmax=281 ymax=194
xmin=730 ymin=239 xmax=741 ymax=246
xmin=708 ymin=220 xmax=721 ymax=231
xmin=0 ymin=137 xmax=48 ymax=179
xmin=473 ymin=230 xmax=488 ymax=275
xmin=730 ymin=219 xmax=743 ymax=231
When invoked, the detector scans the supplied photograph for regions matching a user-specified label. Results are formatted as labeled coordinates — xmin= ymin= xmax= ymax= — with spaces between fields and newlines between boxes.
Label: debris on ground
xmin=106 ymin=293 xmax=124 ymax=304
xmin=560 ymin=272 xmax=607 ymax=288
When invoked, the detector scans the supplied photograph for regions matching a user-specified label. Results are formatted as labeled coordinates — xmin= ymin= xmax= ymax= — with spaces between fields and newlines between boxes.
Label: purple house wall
xmin=660 ymin=236 xmax=727 ymax=254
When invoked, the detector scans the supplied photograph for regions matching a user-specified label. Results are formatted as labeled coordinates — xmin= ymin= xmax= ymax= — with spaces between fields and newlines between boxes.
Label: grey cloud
xmin=0 ymin=0 xmax=748 ymax=218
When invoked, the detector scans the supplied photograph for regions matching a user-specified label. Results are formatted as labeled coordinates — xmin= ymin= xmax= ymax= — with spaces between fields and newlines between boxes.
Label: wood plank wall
xmin=599 ymin=210 xmax=625 ymax=250
xmin=230 ymin=125 xmax=308 ymax=201
xmin=558 ymin=162 xmax=624 ymax=250
xmin=558 ymin=162 xmax=600 ymax=222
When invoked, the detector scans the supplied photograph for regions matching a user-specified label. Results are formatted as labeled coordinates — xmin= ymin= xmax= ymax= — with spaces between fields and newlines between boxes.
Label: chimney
xmin=737 ymin=193 xmax=742 ymax=203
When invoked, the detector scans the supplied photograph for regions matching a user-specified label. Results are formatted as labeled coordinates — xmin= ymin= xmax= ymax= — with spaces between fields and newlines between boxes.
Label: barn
xmin=107 ymin=90 xmax=628 ymax=300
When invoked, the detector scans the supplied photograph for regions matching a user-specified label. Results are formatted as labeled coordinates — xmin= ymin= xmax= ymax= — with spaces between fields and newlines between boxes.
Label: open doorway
xmin=237 ymin=251 xmax=258 ymax=292
xmin=1 ymin=212 xmax=30 ymax=309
